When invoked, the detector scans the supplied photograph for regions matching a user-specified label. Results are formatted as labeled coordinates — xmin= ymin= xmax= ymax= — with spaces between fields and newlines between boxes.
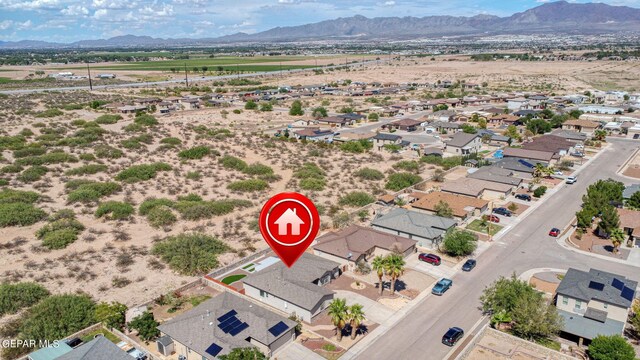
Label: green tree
xmin=0 ymin=282 xmax=49 ymax=316
xmin=368 ymin=113 xmax=379 ymax=121
xmin=609 ymin=228 xmax=626 ymax=253
xmin=128 ymin=312 xmax=159 ymax=341
xmin=504 ymin=125 xmax=521 ymax=141
xmin=526 ymin=119 xmax=552 ymax=134
xmin=442 ymin=229 xmax=477 ymax=257
xmin=19 ymin=294 xmax=96 ymax=342
xmin=218 ymin=348 xmax=267 ymax=360
xmin=95 ymin=301 xmax=127 ymax=330
xmin=510 ymin=289 xmax=563 ymax=340
xmin=597 ymin=205 xmax=620 ymax=236
xmin=244 ymin=100 xmax=258 ymax=110
xmin=289 ymin=100 xmax=304 ymax=116
xmin=569 ymin=110 xmax=583 ymax=119
xmin=327 ymin=298 xmax=349 ymax=341
xmin=627 ymin=191 xmax=640 ymax=210
xmin=385 ymin=172 xmax=422 ymax=191
xmin=312 ymin=106 xmax=328 ymax=118
xmin=371 ymin=255 xmax=386 ymax=295
xmin=384 ymin=253 xmax=405 ymax=294
xmin=593 ymin=129 xmax=607 ymax=141
xmin=259 ymin=102 xmax=273 ymax=112
xmin=347 ymin=304 xmax=366 ymax=340
xmin=434 ymin=200 xmax=454 ymax=218
xmin=588 ymin=335 xmax=636 ymax=360
xmin=461 ymin=124 xmax=477 ymax=134
xmin=151 ymin=233 xmax=230 ymax=275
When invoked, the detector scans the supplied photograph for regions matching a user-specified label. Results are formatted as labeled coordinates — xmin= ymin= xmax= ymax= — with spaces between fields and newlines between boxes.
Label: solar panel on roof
xmin=621 ymin=287 xmax=635 ymax=302
xmin=268 ymin=321 xmax=289 ymax=337
xmin=518 ymin=159 xmax=534 ymax=168
xmin=218 ymin=316 xmax=238 ymax=330
xmin=205 ymin=343 xmax=223 ymax=357
xmin=229 ymin=322 xmax=249 ymax=336
xmin=217 ymin=310 xmax=237 ymax=322
xmin=588 ymin=281 xmax=605 ymax=291
xmin=222 ymin=318 xmax=242 ymax=333
xmin=612 ymin=278 xmax=625 ymax=290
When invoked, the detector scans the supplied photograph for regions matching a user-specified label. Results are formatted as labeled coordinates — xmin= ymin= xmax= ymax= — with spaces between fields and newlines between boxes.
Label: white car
xmin=566 ymin=176 xmax=577 ymax=184
xmin=553 ymin=171 xmax=563 ymax=176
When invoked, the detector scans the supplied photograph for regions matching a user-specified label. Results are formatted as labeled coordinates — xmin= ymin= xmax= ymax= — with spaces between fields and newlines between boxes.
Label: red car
xmin=484 ymin=215 xmax=500 ymax=223
xmin=419 ymin=253 xmax=441 ymax=266
xmin=549 ymin=228 xmax=561 ymax=237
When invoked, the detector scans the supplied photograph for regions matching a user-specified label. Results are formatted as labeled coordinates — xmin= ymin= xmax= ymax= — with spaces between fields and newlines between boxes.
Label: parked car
xmin=571 ymin=152 xmax=584 ymax=158
xmin=442 ymin=327 xmax=464 ymax=346
xmin=493 ymin=207 xmax=512 ymax=217
xmin=462 ymin=259 xmax=477 ymax=272
xmin=549 ymin=228 xmax=561 ymax=237
xmin=515 ymin=194 xmax=531 ymax=201
xmin=553 ymin=171 xmax=563 ymax=176
xmin=483 ymin=214 xmax=500 ymax=223
xmin=419 ymin=253 xmax=441 ymax=266
xmin=432 ymin=278 xmax=453 ymax=295
xmin=566 ymin=176 xmax=577 ymax=184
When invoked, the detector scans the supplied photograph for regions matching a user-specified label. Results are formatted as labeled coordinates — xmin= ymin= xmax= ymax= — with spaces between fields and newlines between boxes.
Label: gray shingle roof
xmin=371 ymin=208 xmax=457 ymax=240
xmin=493 ymin=157 xmax=548 ymax=174
xmin=557 ymin=268 xmax=638 ymax=308
xmin=467 ymin=166 xmax=522 ymax=186
xmin=558 ymin=309 xmax=625 ymax=340
xmin=56 ymin=337 xmax=131 ymax=360
xmin=158 ymin=292 xmax=295 ymax=359
xmin=623 ymin=184 xmax=640 ymax=199
xmin=242 ymin=253 xmax=338 ymax=311
xmin=374 ymin=133 xmax=401 ymax=141
xmin=446 ymin=133 xmax=480 ymax=148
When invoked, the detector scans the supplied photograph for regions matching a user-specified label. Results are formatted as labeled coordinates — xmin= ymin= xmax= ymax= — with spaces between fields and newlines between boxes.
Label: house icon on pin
xmin=274 ymin=208 xmax=305 ymax=236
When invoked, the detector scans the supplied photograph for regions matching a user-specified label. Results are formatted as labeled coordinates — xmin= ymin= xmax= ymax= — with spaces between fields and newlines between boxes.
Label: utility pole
xmin=86 ymin=64 xmax=93 ymax=91
xmin=184 ymin=63 xmax=189 ymax=87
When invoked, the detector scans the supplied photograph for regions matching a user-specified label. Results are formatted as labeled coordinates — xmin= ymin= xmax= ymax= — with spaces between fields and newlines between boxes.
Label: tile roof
xmin=556 ymin=268 xmax=638 ymax=309
xmin=446 ymin=133 xmax=480 ymax=148
xmin=371 ymin=208 xmax=457 ymax=240
xmin=411 ymin=191 xmax=488 ymax=217
xmin=390 ymin=118 xmax=423 ymax=127
xmin=242 ymin=253 xmax=338 ymax=311
xmin=522 ymin=135 xmax=575 ymax=154
xmin=563 ymin=119 xmax=600 ymax=128
xmin=617 ymin=208 xmax=640 ymax=230
xmin=313 ymin=225 xmax=417 ymax=261
xmin=158 ymin=292 xmax=295 ymax=359
xmin=56 ymin=337 xmax=131 ymax=360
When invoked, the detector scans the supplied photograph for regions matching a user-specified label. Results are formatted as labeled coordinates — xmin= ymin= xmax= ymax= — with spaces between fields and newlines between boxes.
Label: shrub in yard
xmin=442 ymin=229 xmax=478 ymax=257
xmin=151 ymin=233 xmax=230 ymax=275
xmin=18 ymin=166 xmax=48 ymax=183
xmin=95 ymin=114 xmax=122 ymax=124
xmin=355 ymin=168 xmax=384 ymax=181
xmin=385 ymin=172 xmax=422 ymax=191
xmin=227 ymin=179 xmax=269 ymax=192
xmin=393 ymin=160 xmax=420 ymax=173
xmin=95 ymin=201 xmax=135 ymax=220
xmin=94 ymin=145 xmax=123 ymax=159
xmin=0 ymin=282 xmax=49 ymax=316
xmin=219 ymin=155 xmax=247 ymax=171
xmin=127 ymin=312 xmax=159 ymax=341
xmin=533 ymin=186 xmax=547 ymax=198
xmin=115 ymin=163 xmax=172 ymax=183
xmin=147 ymin=206 xmax=178 ymax=228
xmin=179 ymin=146 xmax=211 ymax=160
xmin=339 ymin=191 xmax=375 ymax=207
xmin=0 ymin=203 xmax=47 ymax=227
xmin=139 ymin=198 xmax=175 ymax=215
xmin=65 ymin=164 xmax=108 ymax=176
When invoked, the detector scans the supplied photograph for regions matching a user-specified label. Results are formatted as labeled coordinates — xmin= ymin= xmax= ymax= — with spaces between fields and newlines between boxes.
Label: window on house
xmin=562 ymin=296 xmax=568 ymax=305
xmin=260 ymin=290 xmax=268 ymax=298
xmin=604 ymin=303 xmax=608 ymax=309
xmin=575 ymin=300 xmax=582 ymax=309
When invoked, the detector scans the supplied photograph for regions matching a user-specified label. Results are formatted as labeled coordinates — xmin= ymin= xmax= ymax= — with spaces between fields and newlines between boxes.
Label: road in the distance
xmin=355 ymin=139 xmax=639 ymax=360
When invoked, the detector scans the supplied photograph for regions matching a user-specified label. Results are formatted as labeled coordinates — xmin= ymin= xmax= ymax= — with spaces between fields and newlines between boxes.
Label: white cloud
xmin=0 ymin=20 xmax=13 ymax=30
xmin=0 ymin=19 xmax=33 ymax=30
xmin=2 ymin=0 xmax=60 ymax=10
xmin=61 ymin=4 xmax=89 ymax=16
xmin=383 ymin=0 xmax=395 ymax=5
xmin=93 ymin=8 xmax=108 ymax=19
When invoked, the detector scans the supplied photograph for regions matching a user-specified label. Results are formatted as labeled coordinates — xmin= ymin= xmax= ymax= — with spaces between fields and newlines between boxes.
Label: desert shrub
xmin=78 ymin=153 xmax=96 ymax=161
xmin=35 ymin=108 xmax=64 ymax=118
xmin=67 ymin=181 xmax=121 ymax=203
xmin=294 ymin=162 xmax=325 ymax=179
xmin=95 ymin=114 xmax=122 ymax=124
xmin=178 ymin=193 xmax=202 ymax=202
xmin=15 ymin=152 xmax=78 ymax=166
xmin=340 ymin=140 xmax=371 ymax=153
xmin=227 ymin=179 xmax=268 ymax=192
xmin=179 ymin=146 xmax=211 ymax=160
xmin=123 ymin=123 xmax=145 ymax=132
xmin=65 ymin=164 xmax=108 ymax=176
xmin=48 ymin=209 xmax=76 ymax=221
xmin=120 ymin=138 xmax=144 ymax=149
xmin=0 ymin=135 xmax=27 ymax=151
xmin=95 ymin=201 xmax=135 ymax=220
xmin=355 ymin=167 xmax=384 ymax=180
xmin=299 ymin=178 xmax=326 ymax=191
xmin=185 ymin=171 xmax=201 ymax=180
xmin=243 ymin=163 xmax=274 ymax=176
xmin=0 ymin=282 xmax=49 ymax=316
xmin=175 ymin=199 xmax=251 ymax=220
xmin=13 ymin=147 xmax=46 ymax=158
xmin=18 ymin=166 xmax=48 ymax=183
xmin=533 ymin=186 xmax=547 ymax=198
xmin=393 ymin=160 xmax=420 ymax=173
xmin=71 ymin=119 xmax=87 ymax=127
xmin=160 ymin=137 xmax=182 ymax=146
xmin=94 ymin=145 xmax=123 ymax=159
xmin=219 ymin=155 xmax=247 ymax=171
xmin=147 ymin=206 xmax=177 ymax=228
xmin=36 ymin=218 xmax=85 ymax=249
xmin=134 ymin=114 xmax=159 ymax=126
xmin=339 ymin=191 xmax=375 ymax=207
xmin=0 ymin=179 xmax=8 ymax=186
xmin=1 ymin=164 xmax=23 ymax=174
xmin=115 ymin=163 xmax=172 ymax=183
xmin=0 ymin=203 xmax=47 ymax=227
xmin=0 ymin=189 xmax=40 ymax=204
xmin=139 ymin=198 xmax=175 ymax=215
xmin=62 ymin=103 xmax=84 ymax=110
xmin=151 ymin=233 xmax=230 ymax=275
xmin=385 ymin=172 xmax=422 ymax=191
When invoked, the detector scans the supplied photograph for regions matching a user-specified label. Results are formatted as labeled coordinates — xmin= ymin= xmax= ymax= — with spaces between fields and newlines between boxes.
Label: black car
xmin=493 ymin=207 xmax=512 ymax=217
xmin=515 ymin=194 xmax=531 ymax=201
xmin=462 ymin=259 xmax=477 ymax=272
xmin=442 ymin=327 xmax=464 ymax=346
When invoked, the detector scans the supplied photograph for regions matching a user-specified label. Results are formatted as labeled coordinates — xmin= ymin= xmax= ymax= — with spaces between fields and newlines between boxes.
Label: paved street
xmin=351 ymin=139 xmax=639 ymax=360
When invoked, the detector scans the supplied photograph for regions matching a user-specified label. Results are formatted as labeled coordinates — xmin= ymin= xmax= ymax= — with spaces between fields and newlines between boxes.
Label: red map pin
xmin=258 ymin=192 xmax=320 ymax=267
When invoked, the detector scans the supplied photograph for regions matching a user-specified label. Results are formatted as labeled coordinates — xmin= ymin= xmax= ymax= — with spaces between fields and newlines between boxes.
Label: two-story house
xmin=555 ymin=268 xmax=637 ymax=344
xmin=372 ymin=133 xmax=403 ymax=152
xmin=443 ymin=133 xmax=481 ymax=156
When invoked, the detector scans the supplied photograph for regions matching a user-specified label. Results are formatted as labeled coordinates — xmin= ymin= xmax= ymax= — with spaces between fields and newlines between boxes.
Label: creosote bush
xmin=95 ymin=201 xmax=135 ymax=220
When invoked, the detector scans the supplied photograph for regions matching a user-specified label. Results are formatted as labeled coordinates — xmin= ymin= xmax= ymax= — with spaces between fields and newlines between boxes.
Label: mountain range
xmin=2 ymin=1 xmax=640 ymax=49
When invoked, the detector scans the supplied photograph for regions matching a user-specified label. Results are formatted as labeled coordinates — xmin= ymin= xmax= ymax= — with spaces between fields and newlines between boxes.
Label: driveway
xmin=334 ymin=290 xmax=395 ymax=324
xmin=406 ymin=253 xmax=457 ymax=279
xmin=276 ymin=341 xmax=325 ymax=360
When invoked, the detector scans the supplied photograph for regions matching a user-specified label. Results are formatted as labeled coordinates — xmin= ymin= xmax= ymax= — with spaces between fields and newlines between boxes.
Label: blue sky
xmin=0 ymin=0 xmax=639 ymax=42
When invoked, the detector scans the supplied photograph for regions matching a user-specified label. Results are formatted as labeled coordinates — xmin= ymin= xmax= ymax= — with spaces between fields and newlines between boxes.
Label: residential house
xmin=555 ymin=268 xmax=637 ymax=342
xmin=477 ymin=129 xmax=511 ymax=146
xmin=29 ymin=336 xmax=134 ymax=360
xmin=293 ymin=128 xmax=334 ymax=142
xmin=157 ymin=292 xmax=296 ymax=359
xmin=387 ymin=118 xmax=423 ymax=132
xmin=617 ymin=208 xmax=640 ymax=247
xmin=180 ymin=98 xmax=201 ymax=110
xmin=441 ymin=178 xmax=514 ymax=200
xmin=243 ymin=253 xmax=340 ymax=322
xmin=507 ymin=97 xmax=529 ymax=111
xmin=373 ymin=133 xmax=403 ymax=152
xmin=313 ymin=225 xmax=417 ymax=270
xmin=371 ymin=208 xmax=457 ymax=248
xmin=502 ymin=147 xmax=556 ymax=164
xmin=492 ymin=157 xmax=548 ymax=180
xmin=522 ymin=135 xmax=576 ymax=157
xmin=431 ymin=121 xmax=461 ymax=134
xmin=562 ymin=119 xmax=600 ymax=136
xmin=513 ymin=109 xmax=541 ymax=118
xmin=467 ymin=166 xmax=523 ymax=187
xmin=411 ymin=191 xmax=489 ymax=220
xmin=627 ymin=124 xmax=640 ymax=139
xmin=623 ymin=184 xmax=640 ymax=200
xmin=488 ymin=114 xmax=521 ymax=127
xmin=578 ymin=105 xmax=624 ymax=115
xmin=117 ymin=105 xmax=148 ymax=114
xmin=428 ymin=110 xmax=457 ymax=122
xmin=550 ymin=129 xmax=588 ymax=143
xmin=316 ymin=116 xmax=354 ymax=128
xmin=444 ymin=133 xmax=481 ymax=156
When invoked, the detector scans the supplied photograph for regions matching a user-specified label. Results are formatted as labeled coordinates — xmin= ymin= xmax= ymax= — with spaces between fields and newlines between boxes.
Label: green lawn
xmin=80 ymin=329 xmax=120 ymax=344
xmin=221 ymin=274 xmax=247 ymax=285
xmin=466 ymin=219 xmax=504 ymax=236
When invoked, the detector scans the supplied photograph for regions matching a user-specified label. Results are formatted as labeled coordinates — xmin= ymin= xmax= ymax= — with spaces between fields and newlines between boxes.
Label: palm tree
xmin=327 ymin=298 xmax=348 ymax=341
xmin=347 ymin=304 xmax=366 ymax=340
xmin=371 ymin=255 xmax=386 ymax=295
xmin=610 ymin=228 xmax=626 ymax=254
xmin=385 ymin=253 xmax=406 ymax=295
xmin=593 ymin=129 xmax=607 ymax=141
